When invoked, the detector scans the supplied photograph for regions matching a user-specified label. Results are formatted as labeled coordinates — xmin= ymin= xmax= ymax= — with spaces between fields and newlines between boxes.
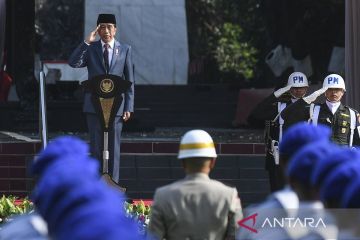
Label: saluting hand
xmin=274 ymin=85 xmax=292 ymax=98
xmin=123 ymin=112 xmax=131 ymax=122
xmin=85 ymin=25 xmax=100 ymax=44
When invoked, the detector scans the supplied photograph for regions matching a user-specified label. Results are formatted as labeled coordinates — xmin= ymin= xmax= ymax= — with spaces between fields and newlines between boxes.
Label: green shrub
xmin=0 ymin=195 xmax=34 ymax=223
xmin=215 ymin=22 xmax=258 ymax=79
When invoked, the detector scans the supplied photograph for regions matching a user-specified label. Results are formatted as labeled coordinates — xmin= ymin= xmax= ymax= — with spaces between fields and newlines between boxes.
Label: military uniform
xmin=147 ymin=173 xmax=243 ymax=240
xmin=249 ymin=72 xmax=310 ymax=192
xmin=248 ymin=93 xmax=292 ymax=192
xmin=281 ymin=99 xmax=360 ymax=146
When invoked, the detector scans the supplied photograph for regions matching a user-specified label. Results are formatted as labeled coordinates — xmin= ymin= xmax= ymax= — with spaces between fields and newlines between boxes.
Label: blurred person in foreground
xmin=30 ymin=136 xmax=140 ymax=240
xmin=277 ymin=141 xmax=340 ymax=240
xmin=320 ymin=160 xmax=360 ymax=208
xmin=318 ymin=152 xmax=360 ymax=239
xmin=237 ymin=123 xmax=333 ymax=240
xmin=341 ymin=176 xmax=360 ymax=238
xmin=310 ymin=146 xmax=357 ymax=195
xmin=240 ymin=141 xmax=340 ymax=240
xmin=148 ymin=130 xmax=243 ymax=240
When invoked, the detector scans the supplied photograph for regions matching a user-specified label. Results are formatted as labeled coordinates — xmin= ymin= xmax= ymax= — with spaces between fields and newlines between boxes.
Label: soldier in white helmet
xmin=247 ymin=72 xmax=309 ymax=192
xmin=147 ymin=130 xmax=243 ymax=240
xmin=282 ymin=73 xmax=360 ymax=147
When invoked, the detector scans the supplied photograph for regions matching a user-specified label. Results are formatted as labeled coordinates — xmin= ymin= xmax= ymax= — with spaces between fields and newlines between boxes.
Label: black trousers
xmin=266 ymin=154 xmax=285 ymax=192
xmin=86 ymin=113 xmax=123 ymax=183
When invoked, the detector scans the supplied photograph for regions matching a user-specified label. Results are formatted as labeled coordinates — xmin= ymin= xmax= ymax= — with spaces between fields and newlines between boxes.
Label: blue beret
xmin=279 ymin=123 xmax=331 ymax=158
xmin=32 ymin=156 xmax=100 ymax=217
xmin=320 ymin=161 xmax=360 ymax=202
xmin=32 ymin=136 xmax=89 ymax=176
xmin=35 ymin=178 xmax=139 ymax=239
xmin=311 ymin=147 xmax=358 ymax=187
xmin=341 ymin=177 xmax=360 ymax=208
xmin=286 ymin=141 xmax=336 ymax=185
xmin=31 ymin=136 xmax=140 ymax=239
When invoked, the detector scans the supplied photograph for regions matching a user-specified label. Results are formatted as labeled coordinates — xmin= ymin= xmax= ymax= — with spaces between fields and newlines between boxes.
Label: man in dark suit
xmin=68 ymin=14 xmax=134 ymax=184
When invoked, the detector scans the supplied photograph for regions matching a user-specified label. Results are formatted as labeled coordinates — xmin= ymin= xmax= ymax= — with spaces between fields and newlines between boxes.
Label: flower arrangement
xmin=124 ymin=200 xmax=151 ymax=235
xmin=0 ymin=195 xmax=152 ymax=236
xmin=0 ymin=195 xmax=34 ymax=223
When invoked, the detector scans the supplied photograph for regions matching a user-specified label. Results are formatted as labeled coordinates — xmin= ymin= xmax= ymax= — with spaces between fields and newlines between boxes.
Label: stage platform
xmin=0 ymin=127 xmax=264 ymax=143
xmin=0 ymin=127 xmax=269 ymax=207
xmin=0 ymin=84 xmax=274 ymax=205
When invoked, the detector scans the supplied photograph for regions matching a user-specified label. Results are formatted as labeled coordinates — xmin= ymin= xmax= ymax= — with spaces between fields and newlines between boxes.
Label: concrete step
xmin=119 ymin=155 xmax=270 ymax=206
xmin=0 ymin=138 xmax=269 ymax=206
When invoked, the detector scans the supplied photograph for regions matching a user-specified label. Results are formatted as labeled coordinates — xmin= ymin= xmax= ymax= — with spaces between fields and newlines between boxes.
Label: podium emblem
xmin=100 ymin=78 xmax=114 ymax=93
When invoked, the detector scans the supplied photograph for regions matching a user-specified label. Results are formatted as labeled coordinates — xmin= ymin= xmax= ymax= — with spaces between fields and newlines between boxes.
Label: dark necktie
xmin=103 ymin=43 xmax=110 ymax=73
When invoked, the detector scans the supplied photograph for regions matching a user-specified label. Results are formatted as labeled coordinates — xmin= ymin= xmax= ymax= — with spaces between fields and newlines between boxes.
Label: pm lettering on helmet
xmin=287 ymin=72 xmax=308 ymax=87
xmin=293 ymin=76 xmax=304 ymax=83
xmin=322 ymin=74 xmax=345 ymax=91
xmin=328 ymin=77 xmax=339 ymax=85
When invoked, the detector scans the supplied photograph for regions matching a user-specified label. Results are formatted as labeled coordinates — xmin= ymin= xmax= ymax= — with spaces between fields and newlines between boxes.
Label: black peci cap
xmin=97 ymin=14 xmax=116 ymax=26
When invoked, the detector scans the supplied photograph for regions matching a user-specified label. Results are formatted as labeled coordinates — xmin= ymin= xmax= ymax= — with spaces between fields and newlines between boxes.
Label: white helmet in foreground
xmin=322 ymin=74 xmax=346 ymax=91
xmin=287 ymin=72 xmax=309 ymax=88
xmin=178 ymin=130 xmax=217 ymax=159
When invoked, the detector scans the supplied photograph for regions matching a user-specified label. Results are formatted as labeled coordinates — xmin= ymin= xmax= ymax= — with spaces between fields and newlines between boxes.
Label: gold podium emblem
xmin=100 ymin=78 xmax=114 ymax=93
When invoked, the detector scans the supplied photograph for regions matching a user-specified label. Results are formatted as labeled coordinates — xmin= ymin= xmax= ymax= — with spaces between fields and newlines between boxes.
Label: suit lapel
xmin=110 ymin=41 xmax=126 ymax=72
xmin=109 ymin=40 xmax=121 ymax=72
xmin=95 ymin=40 xmax=107 ymax=72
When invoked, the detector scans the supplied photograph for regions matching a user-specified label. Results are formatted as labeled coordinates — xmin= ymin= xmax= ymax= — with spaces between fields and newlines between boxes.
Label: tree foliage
xmin=187 ymin=0 xmax=266 ymax=83
xmin=215 ymin=23 xmax=258 ymax=79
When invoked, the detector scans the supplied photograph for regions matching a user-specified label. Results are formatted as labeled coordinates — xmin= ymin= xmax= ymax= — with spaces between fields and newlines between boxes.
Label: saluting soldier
xmin=282 ymin=73 xmax=360 ymax=147
xmin=248 ymin=72 xmax=309 ymax=192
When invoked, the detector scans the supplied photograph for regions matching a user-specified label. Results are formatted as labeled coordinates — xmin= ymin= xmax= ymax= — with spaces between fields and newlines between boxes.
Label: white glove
xmin=303 ymin=87 xmax=328 ymax=104
xmin=274 ymin=85 xmax=292 ymax=98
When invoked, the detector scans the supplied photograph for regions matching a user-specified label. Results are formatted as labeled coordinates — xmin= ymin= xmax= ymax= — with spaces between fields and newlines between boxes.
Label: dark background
xmin=4 ymin=0 xmax=345 ymax=101
xmin=1 ymin=0 xmax=345 ymax=132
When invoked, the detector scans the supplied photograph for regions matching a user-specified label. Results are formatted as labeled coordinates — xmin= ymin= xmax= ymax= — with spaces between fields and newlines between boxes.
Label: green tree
xmin=186 ymin=0 xmax=266 ymax=84
xmin=215 ymin=22 xmax=258 ymax=79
